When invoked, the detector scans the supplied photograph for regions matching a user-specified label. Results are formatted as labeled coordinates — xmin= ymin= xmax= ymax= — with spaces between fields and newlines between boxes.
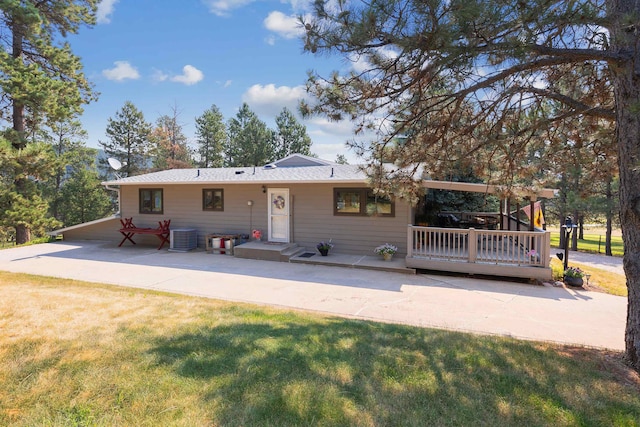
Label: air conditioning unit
xmin=169 ymin=228 xmax=197 ymax=252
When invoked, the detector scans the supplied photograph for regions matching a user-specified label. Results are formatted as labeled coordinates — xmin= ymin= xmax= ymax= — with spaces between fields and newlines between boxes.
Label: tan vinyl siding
xmin=64 ymin=183 xmax=411 ymax=254
xmin=286 ymin=184 xmax=410 ymax=255
xmin=61 ymin=218 xmax=122 ymax=243
xmin=120 ymin=184 xmax=269 ymax=248
xmin=126 ymin=183 xmax=411 ymax=254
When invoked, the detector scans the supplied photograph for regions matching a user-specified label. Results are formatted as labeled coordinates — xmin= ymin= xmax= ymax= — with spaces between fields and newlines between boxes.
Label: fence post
xmin=599 ymin=235 xmax=602 ymax=254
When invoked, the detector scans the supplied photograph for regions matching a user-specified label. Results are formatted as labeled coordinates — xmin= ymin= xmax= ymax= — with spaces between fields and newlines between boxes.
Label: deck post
xmin=529 ymin=199 xmax=535 ymax=231
xmin=407 ymin=225 xmax=413 ymax=258
xmin=543 ymin=231 xmax=551 ymax=268
xmin=468 ymin=228 xmax=477 ymax=262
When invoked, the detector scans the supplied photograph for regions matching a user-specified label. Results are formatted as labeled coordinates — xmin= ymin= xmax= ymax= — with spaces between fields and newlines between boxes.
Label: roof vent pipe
xmin=330 ymin=167 xmax=334 ymax=177
xmin=197 ymin=169 xmax=200 ymax=177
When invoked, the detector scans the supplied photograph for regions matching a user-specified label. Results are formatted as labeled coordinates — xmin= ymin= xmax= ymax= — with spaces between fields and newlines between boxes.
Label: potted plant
xmin=316 ymin=240 xmax=333 ymax=256
xmin=317 ymin=240 xmax=334 ymax=256
xmin=374 ymin=243 xmax=398 ymax=261
xmin=563 ymin=266 xmax=585 ymax=287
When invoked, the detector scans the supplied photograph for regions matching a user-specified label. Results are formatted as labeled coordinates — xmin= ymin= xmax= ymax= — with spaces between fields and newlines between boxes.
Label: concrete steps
xmin=233 ymin=241 xmax=415 ymax=275
xmin=234 ymin=241 xmax=304 ymax=262
xmin=279 ymin=245 xmax=308 ymax=262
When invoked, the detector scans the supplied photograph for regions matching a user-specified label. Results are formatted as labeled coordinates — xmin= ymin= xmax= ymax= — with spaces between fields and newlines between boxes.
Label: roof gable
xmin=271 ymin=154 xmax=334 ymax=168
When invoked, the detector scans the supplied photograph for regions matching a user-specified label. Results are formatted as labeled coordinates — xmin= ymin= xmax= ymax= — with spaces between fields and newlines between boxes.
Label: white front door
xmin=268 ymin=188 xmax=290 ymax=242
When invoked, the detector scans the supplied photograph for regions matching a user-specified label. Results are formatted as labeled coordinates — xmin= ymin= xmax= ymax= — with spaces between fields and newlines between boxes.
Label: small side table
xmin=205 ymin=233 xmax=239 ymax=255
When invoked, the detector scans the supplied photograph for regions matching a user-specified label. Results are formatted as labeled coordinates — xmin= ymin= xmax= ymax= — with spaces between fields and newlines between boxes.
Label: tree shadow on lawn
xmin=148 ymin=307 xmax=640 ymax=426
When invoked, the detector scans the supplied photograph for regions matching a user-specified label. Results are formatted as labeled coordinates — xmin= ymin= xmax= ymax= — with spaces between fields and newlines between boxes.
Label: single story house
xmin=58 ymin=154 xmax=412 ymax=254
xmin=54 ymin=154 xmax=556 ymax=280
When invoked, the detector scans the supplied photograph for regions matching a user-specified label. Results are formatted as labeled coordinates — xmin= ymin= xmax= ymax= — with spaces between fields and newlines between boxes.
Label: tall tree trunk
xmin=578 ymin=215 xmax=584 ymax=240
xmin=605 ymin=175 xmax=614 ymax=257
xmin=52 ymin=130 xmax=65 ymax=221
xmin=571 ymin=210 xmax=579 ymax=251
xmin=11 ymin=20 xmax=30 ymax=244
xmin=608 ymin=0 xmax=640 ymax=370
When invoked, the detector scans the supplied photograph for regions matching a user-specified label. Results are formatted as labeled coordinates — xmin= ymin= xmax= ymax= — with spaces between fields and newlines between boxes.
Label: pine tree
xmin=100 ymin=101 xmax=152 ymax=177
xmin=0 ymin=139 xmax=60 ymax=236
xmin=335 ymin=154 xmax=349 ymax=165
xmin=151 ymin=105 xmax=193 ymax=170
xmin=274 ymin=107 xmax=312 ymax=158
xmin=59 ymin=167 xmax=112 ymax=226
xmin=0 ymin=0 xmax=98 ymax=243
xmin=38 ymin=118 xmax=94 ymax=221
xmin=225 ymin=103 xmax=274 ymax=167
xmin=195 ymin=104 xmax=226 ymax=168
xmin=302 ymin=0 xmax=640 ymax=370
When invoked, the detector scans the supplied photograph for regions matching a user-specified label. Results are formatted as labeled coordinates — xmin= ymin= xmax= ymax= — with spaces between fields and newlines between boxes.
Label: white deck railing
xmin=407 ymin=226 xmax=551 ymax=268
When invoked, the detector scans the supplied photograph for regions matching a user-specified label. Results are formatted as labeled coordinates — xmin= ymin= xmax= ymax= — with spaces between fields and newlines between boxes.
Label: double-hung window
xmin=139 ymin=189 xmax=163 ymax=214
xmin=203 ymin=189 xmax=224 ymax=211
xmin=334 ymin=188 xmax=394 ymax=217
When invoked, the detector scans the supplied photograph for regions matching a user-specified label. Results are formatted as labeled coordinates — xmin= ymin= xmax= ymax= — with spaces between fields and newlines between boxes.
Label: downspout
xmin=104 ymin=185 xmax=122 ymax=216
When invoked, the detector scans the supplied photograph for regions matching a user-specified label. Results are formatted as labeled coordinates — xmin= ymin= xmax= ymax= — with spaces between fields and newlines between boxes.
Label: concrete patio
xmin=0 ymin=240 xmax=627 ymax=350
xmin=231 ymin=240 xmax=415 ymax=274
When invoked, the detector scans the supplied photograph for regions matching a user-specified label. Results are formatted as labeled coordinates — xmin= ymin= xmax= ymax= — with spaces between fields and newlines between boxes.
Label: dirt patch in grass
xmin=554 ymin=346 xmax=640 ymax=392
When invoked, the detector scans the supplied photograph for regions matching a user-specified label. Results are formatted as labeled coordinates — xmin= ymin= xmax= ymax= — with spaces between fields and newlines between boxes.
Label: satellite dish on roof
xmin=107 ymin=158 xmax=128 ymax=179
xmin=107 ymin=157 xmax=123 ymax=171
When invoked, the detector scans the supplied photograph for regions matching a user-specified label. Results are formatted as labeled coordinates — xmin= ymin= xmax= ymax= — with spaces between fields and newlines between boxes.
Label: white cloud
xmin=202 ymin=0 xmax=256 ymax=17
xmin=151 ymin=69 xmax=169 ymax=83
xmin=215 ymin=79 xmax=233 ymax=87
xmin=307 ymin=116 xmax=372 ymax=139
xmin=286 ymin=0 xmax=312 ymax=11
xmin=96 ymin=0 xmax=119 ymax=24
xmin=264 ymin=11 xmax=305 ymax=39
xmin=349 ymin=46 xmax=399 ymax=74
xmin=170 ymin=65 xmax=204 ymax=85
xmin=102 ymin=61 xmax=140 ymax=81
xmin=242 ymin=83 xmax=310 ymax=117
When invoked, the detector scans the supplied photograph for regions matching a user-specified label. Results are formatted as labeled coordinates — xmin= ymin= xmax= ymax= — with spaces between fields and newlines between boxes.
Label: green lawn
xmin=549 ymin=258 xmax=628 ymax=296
xmin=0 ymin=236 xmax=57 ymax=250
xmin=1 ymin=271 xmax=639 ymax=426
xmin=550 ymin=232 xmax=624 ymax=256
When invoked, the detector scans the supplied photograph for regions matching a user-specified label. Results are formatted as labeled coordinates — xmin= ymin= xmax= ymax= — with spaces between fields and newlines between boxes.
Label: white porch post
xmin=468 ymin=228 xmax=477 ymax=263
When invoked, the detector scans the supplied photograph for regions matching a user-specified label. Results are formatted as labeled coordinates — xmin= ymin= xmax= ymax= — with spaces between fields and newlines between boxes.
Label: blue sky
xmin=68 ymin=0 xmax=361 ymax=162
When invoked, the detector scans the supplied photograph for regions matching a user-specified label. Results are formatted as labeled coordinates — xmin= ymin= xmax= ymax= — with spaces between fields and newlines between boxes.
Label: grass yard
xmin=549 ymin=232 xmax=624 ymax=257
xmin=2 ymin=272 xmax=640 ymax=426
xmin=549 ymin=258 xmax=628 ymax=297
xmin=0 ymin=236 xmax=57 ymax=250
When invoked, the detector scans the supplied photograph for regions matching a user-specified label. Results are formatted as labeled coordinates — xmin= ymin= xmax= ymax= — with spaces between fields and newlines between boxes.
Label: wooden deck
xmin=406 ymin=226 xmax=552 ymax=280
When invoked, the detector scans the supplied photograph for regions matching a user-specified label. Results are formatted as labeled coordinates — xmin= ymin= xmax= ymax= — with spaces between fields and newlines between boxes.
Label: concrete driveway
xmin=0 ymin=241 xmax=626 ymax=350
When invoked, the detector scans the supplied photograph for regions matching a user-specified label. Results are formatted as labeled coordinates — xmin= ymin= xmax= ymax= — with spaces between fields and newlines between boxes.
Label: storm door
xmin=268 ymin=188 xmax=290 ymax=242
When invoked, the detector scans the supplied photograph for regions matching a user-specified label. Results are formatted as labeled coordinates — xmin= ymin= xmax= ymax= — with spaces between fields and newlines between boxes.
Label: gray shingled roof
xmin=102 ymin=163 xmax=368 ymax=186
xmin=100 ymin=154 xmax=556 ymax=198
